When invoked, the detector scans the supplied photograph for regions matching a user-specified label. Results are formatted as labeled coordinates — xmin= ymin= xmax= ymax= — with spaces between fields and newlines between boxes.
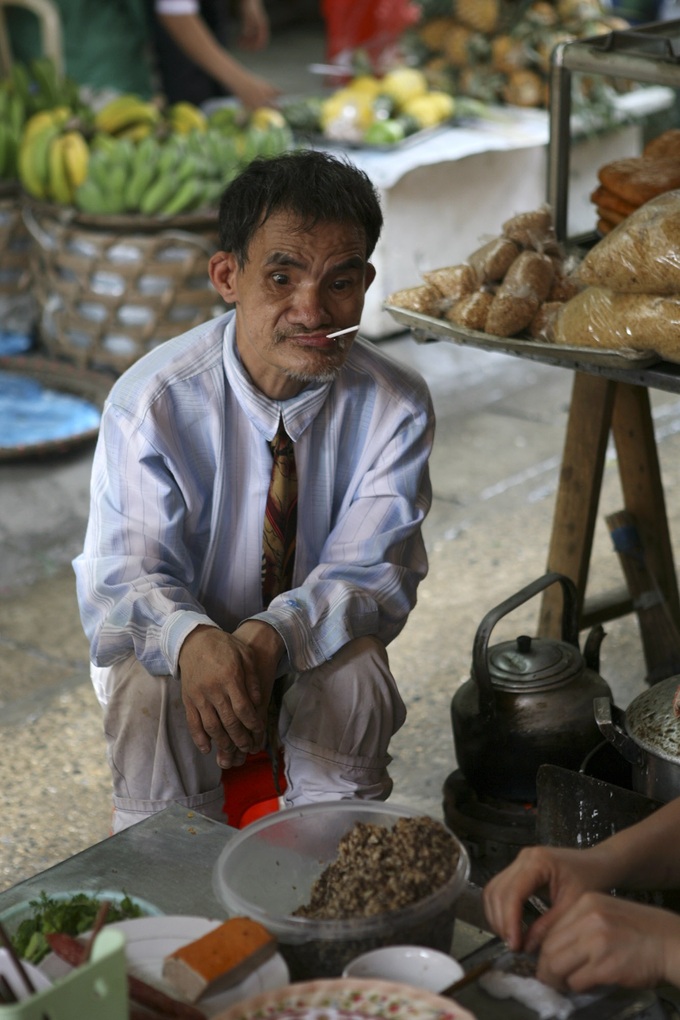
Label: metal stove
xmin=443 ymin=768 xmax=538 ymax=885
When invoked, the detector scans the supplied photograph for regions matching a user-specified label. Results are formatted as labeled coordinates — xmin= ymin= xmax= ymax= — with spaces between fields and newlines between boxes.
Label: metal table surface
xmin=0 ymin=805 xmax=674 ymax=1020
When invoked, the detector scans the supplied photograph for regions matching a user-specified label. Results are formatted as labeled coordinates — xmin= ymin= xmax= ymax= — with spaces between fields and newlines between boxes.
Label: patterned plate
xmin=213 ymin=977 xmax=476 ymax=1020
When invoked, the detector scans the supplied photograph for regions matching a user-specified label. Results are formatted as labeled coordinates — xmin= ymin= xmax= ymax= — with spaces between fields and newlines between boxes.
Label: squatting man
xmin=73 ymin=149 xmax=435 ymax=831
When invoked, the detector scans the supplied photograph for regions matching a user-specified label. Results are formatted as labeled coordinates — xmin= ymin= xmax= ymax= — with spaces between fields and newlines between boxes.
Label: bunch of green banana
xmin=167 ymin=101 xmax=208 ymax=135
xmin=93 ymin=93 xmax=161 ymax=141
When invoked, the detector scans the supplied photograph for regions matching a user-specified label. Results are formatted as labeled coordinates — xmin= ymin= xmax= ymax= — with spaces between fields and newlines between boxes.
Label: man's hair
xmin=217 ymin=149 xmax=383 ymax=266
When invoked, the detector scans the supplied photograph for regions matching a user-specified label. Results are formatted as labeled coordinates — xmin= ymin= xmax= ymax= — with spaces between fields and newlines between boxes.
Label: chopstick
xmin=441 ymin=957 xmax=496 ymax=997
xmin=81 ymin=900 xmax=111 ymax=963
xmin=0 ymin=920 xmax=38 ymax=998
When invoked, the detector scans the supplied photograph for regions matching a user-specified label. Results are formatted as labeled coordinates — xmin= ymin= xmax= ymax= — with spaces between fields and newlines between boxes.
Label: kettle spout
xmin=583 ymin=623 xmax=606 ymax=672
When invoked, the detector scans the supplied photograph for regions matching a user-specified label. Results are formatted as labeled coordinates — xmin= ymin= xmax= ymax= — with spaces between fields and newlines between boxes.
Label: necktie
xmin=262 ymin=418 xmax=297 ymax=607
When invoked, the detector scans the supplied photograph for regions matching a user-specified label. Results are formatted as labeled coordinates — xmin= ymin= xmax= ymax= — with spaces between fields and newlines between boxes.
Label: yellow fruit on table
xmin=401 ymin=92 xmax=454 ymax=129
xmin=250 ymin=106 xmax=287 ymax=131
xmin=380 ymin=67 xmax=428 ymax=109
xmin=320 ymin=89 xmax=375 ymax=135
xmin=347 ymin=74 xmax=382 ymax=98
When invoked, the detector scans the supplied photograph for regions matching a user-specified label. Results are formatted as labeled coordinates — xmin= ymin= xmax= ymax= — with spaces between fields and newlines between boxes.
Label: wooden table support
xmin=538 ymin=372 xmax=680 ymax=679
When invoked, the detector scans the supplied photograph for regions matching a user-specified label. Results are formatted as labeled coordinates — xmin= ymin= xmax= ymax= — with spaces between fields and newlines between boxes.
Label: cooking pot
xmin=595 ymin=676 xmax=680 ymax=802
xmin=451 ymin=572 xmax=612 ymax=803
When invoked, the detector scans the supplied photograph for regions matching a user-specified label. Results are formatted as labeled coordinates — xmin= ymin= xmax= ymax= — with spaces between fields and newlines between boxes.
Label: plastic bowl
xmin=212 ymin=801 xmax=470 ymax=981
xmin=343 ymin=945 xmax=464 ymax=993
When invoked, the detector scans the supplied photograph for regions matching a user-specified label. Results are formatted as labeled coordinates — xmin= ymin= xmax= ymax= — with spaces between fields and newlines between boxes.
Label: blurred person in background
xmin=148 ymin=0 xmax=280 ymax=108
xmin=5 ymin=0 xmax=155 ymax=98
xmin=6 ymin=0 xmax=280 ymax=108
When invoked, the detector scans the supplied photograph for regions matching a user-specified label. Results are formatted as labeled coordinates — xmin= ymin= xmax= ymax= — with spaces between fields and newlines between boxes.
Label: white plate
xmin=0 ymin=947 xmax=52 ymax=1000
xmin=40 ymin=916 xmax=290 ymax=1018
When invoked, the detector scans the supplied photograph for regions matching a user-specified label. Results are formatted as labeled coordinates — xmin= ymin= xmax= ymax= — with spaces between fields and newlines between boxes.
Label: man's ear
xmin=365 ymin=262 xmax=377 ymax=291
xmin=209 ymin=251 xmax=239 ymax=302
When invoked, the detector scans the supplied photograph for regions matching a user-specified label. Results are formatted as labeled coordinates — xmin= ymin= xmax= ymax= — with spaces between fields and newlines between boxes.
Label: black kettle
xmin=451 ymin=572 xmax=612 ymax=803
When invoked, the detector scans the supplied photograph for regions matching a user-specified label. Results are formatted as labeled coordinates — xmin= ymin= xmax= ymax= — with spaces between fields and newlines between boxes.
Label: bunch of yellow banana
xmin=16 ymin=107 xmax=80 ymax=200
xmin=168 ymin=101 xmax=208 ymax=135
xmin=93 ymin=93 xmax=161 ymax=141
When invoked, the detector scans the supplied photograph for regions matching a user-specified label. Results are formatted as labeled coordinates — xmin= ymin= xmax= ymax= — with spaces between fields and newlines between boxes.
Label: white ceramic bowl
xmin=342 ymin=945 xmax=464 ymax=994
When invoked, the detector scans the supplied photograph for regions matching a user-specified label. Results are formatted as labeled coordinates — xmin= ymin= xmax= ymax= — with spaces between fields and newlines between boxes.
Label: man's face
xmin=209 ymin=210 xmax=376 ymax=400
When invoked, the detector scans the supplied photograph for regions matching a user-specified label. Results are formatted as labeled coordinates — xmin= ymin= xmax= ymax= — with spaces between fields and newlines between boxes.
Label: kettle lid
xmin=483 ymin=634 xmax=583 ymax=692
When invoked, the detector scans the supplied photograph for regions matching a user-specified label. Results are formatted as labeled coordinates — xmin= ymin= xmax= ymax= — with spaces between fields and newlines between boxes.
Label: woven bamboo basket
xmin=22 ymin=199 xmax=227 ymax=374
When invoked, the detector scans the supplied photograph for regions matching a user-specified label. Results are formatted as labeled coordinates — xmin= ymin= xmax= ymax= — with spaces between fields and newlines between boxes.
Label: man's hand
xmin=178 ymin=621 xmax=284 ymax=769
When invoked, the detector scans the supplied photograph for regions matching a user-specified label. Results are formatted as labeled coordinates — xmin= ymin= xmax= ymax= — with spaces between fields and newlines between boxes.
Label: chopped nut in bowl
xmin=212 ymin=802 xmax=470 ymax=982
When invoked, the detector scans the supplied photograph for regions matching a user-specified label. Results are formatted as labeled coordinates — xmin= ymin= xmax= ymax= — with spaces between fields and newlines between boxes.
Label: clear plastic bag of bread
xmin=386 ymin=282 xmax=446 ymax=317
xmin=577 ymin=189 xmax=680 ymax=295
xmin=553 ymin=285 xmax=680 ymax=363
xmin=485 ymin=250 xmax=555 ymax=336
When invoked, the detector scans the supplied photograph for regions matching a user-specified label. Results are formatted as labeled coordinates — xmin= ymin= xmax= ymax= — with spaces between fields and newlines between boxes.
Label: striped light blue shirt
xmin=73 ymin=311 xmax=434 ymax=679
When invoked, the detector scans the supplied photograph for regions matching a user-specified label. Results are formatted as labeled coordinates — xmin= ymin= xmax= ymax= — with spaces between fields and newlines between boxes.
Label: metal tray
xmin=294 ymin=118 xmax=458 ymax=152
xmin=383 ymin=304 xmax=660 ymax=371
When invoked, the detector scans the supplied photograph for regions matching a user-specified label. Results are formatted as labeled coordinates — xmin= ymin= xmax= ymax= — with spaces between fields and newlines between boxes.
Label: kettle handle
xmin=472 ymin=572 xmax=580 ymax=715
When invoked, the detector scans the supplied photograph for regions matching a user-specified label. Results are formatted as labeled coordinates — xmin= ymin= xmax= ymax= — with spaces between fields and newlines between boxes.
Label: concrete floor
xmin=2 ymin=17 xmax=680 ymax=893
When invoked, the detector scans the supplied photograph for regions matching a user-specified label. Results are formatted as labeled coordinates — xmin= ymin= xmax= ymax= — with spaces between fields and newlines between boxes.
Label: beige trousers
xmin=92 ymin=636 xmax=406 ymax=833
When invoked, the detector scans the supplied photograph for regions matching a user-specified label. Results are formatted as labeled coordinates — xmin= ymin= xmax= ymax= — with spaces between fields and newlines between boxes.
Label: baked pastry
xmin=590 ymin=184 xmax=638 ymax=218
xmin=643 ymin=127 xmax=680 ymax=160
xmin=162 ymin=917 xmax=277 ymax=1003
xmin=597 ymin=157 xmax=680 ymax=206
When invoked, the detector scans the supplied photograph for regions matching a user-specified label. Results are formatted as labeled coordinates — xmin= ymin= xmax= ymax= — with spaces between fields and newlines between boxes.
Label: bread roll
xmin=577 ymin=189 xmax=680 ymax=294
xmin=528 ymin=301 xmax=563 ymax=341
xmin=468 ymin=236 xmax=520 ymax=282
xmin=444 ymin=289 xmax=494 ymax=331
xmin=501 ymin=250 xmax=555 ymax=303
xmin=502 ymin=206 xmax=556 ymax=250
xmin=423 ymin=263 xmax=476 ymax=299
xmin=387 ymin=283 xmax=442 ymax=316
xmin=553 ymin=285 xmax=680 ymax=360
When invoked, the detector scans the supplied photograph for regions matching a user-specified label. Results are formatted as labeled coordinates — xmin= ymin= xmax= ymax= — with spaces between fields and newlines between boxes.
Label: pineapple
xmin=442 ymin=24 xmax=473 ymax=67
xmin=491 ymin=35 xmax=530 ymax=75
xmin=503 ymin=68 xmax=546 ymax=107
xmin=418 ymin=16 xmax=458 ymax=52
xmin=525 ymin=2 xmax=559 ymax=27
xmin=455 ymin=0 xmax=500 ymax=35
xmin=459 ymin=65 xmax=505 ymax=104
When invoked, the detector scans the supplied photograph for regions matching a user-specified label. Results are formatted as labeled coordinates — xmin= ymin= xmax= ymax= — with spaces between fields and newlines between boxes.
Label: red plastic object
xmin=222 ymin=749 xmax=286 ymax=828
xmin=321 ymin=0 xmax=420 ymax=67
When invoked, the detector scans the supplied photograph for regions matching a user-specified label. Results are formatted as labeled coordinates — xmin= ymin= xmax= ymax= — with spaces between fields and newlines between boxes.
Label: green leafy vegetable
xmin=11 ymin=891 xmax=144 ymax=964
